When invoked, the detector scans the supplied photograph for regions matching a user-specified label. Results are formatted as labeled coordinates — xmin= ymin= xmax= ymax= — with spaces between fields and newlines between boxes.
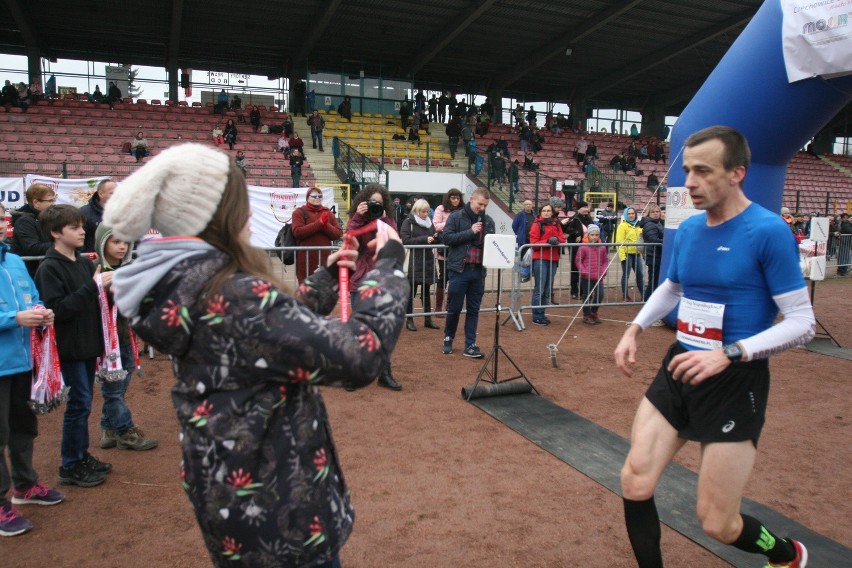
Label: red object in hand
xmin=338 ymin=220 xmax=378 ymax=323
xmin=85 ymin=252 xmax=99 ymax=261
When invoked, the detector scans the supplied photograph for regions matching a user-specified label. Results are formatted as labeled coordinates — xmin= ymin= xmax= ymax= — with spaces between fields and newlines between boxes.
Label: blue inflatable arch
xmin=659 ymin=0 xmax=852 ymax=285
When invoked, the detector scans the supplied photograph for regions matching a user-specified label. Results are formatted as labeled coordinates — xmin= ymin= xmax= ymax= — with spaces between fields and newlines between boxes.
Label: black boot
xmin=378 ymin=366 xmax=402 ymax=391
xmin=406 ymin=318 xmax=417 ymax=331
xmin=424 ymin=317 xmax=440 ymax=329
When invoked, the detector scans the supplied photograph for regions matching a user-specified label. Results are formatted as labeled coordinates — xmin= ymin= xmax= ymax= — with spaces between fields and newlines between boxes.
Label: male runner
xmin=614 ymin=126 xmax=815 ymax=568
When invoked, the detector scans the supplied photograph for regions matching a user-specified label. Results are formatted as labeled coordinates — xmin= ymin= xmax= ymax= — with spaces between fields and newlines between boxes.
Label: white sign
xmin=483 ymin=235 xmax=516 ymax=269
xmin=208 ymin=71 xmax=228 ymax=85
xmin=0 ymin=177 xmax=24 ymax=209
xmin=809 ymin=216 xmax=829 ymax=243
xmin=324 ymin=96 xmax=332 ymax=106
xmin=664 ymin=187 xmax=703 ymax=229
xmin=401 ymin=159 xmax=410 ymax=170
xmin=781 ymin=0 xmax=852 ymax=83
xmin=230 ymin=73 xmax=249 ymax=84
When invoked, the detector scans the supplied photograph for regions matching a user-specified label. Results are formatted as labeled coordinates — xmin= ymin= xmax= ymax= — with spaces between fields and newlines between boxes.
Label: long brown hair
xmin=441 ymin=188 xmax=464 ymax=211
xmin=198 ymin=162 xmax=288 ymax=297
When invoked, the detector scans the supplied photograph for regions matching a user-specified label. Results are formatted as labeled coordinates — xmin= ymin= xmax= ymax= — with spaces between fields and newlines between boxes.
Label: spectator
xmin=641 ymin=204 xmax=664 ymax=299
xmin=229 ymin=93 xmax=241 ymax=110
xmin=93 ymin=224 xmax=158 ymax=452
xmin=306 ymin=110 xmax=325 ymax=152
xmin=526 ymin=106 xmax=537 ymax=127
xmin=346 ymin=184 xmax=403 ymax=390
xmin=418 ymin=112 xmax=430 ymax=135
xmin=414 ymin=90 xmax=426 ymax=114
xmin=211 ymin=124 xmax=224 ymax=145
xmin=596 ymin=202 xmax=618 ymax=243
xmin=222 ymin=119 xmax=237 ymax=151
xmin=10 ymin=184 xmax=56 ymax=277
xmin=586 ymin=140 xmax=598 ymax=160
xmin=277 ymin=133 xmax=290 ymax=157
xmin=616 ymin=207 xmax=644 ymax=302
xmin=437 ymin=92 xmax=448 ymax=123
xmin=292 ymin=78 xmax=306 ymax=116
xmin=509 ymin=160 xmax=521 ymax=195
xmin=576 ymin=224 xmax=608 ymax=324
xmin=519 ymin=123 xmax=533 ymax=154
xmin=630 ymin=124 xmax=639 ymax=139
xmin=130 ymin=131 xmax=150 ymax=162
xmin=1 ymin=80 xmax=19 ymax=107
xmin=408 ymin=125 xmax=421 ymax=146
xmin=80 ymin=179 xmax=116 ymax=253
xmin=105 ymin=82 xmax=121 ymax=106
xmin=836 ymin=213 xmax=852 ymax=276
xmin=291 ymin=189 xmax=342 ymax=285
xmin=428 ymin=94 xmax=438 ymax=123
xmin=34 ymin=205 xmax=113 ymax=488
xmin=496 ymin=136 xmax=510 ymax=159
xmin=523 ymin=151 xmax=538 ymax=171
xmin=102 ymin=144 xmax=407 ymax=566
xmin=282 ymin=115 xmax=294 ymax=137
xmin=461 ymin=122 xmax=475 ymax=156
xmin=234 ymin=151 xmax=247 ymax=177
xmin=441 ymin=188 xmax=495 ymax=357
xmin=529 ymin=202 xmax=566 ymax=325
xmin=290 ymin=149 xmax=304 ymax=187
xmin=337 ymin=95 xmax=352 ymax=122
xmin=646 ymin=170 xmax=659 ymax=190
xmin=214 ymin=89 xmax=229 ymax=114
xmin=400 ymin=199 xmax=440 ymax=332
xmin=289 ymin=132 xmax=304 ymax=155
xmin=610 ymin=153 xmax=627 ymax=173
xmin=445 ymin=119 xmax=460 ymax=159
xmin=574 ymin=136 xmax=588 ymax=166
xmin=431 ymin=188 xmax=463 ymax=317
xmin=0 ymin=207 xmax=64 ymax=537
xmin=15 ymin=82 xmax=30 ymax=111
xmin=399 ymin=97 xmax=410 ymax=130
xmin=249 ymin=107 xmax=261 ymax=133
xmin=28 ymin=79 xmax=42 ymax=103
xmin=512 ymin=199 xmax=535 ymax=248
xmin=560 ymin=201 xmax=594 ymax=299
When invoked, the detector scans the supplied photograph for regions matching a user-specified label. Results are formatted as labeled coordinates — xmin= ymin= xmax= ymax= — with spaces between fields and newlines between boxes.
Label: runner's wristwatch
xmin=723 ymin=342 xmax=743 ymax=364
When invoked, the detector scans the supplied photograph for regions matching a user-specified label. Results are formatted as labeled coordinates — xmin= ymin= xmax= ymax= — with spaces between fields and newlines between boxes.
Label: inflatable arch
xmin=659 ymin=0 xmax=852 ymax=289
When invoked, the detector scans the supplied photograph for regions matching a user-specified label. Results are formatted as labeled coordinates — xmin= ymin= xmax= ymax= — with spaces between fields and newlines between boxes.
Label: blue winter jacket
xmin=0 ymin=241 xmax=40 ymax=377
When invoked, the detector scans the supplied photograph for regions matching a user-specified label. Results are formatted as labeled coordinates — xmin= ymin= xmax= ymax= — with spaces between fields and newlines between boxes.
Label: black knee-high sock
xmin=732 ymin=515 xmax=795 ymax=563
xmin=623 ymin=497 xmax=664 ymax=568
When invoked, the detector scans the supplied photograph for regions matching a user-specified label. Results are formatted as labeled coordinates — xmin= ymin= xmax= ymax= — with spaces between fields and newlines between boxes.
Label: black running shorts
xmin=645 ymin=342 xmax=770 ymax=446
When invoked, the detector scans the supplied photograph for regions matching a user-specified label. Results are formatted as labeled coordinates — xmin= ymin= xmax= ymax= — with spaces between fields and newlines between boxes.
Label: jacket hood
xmin=10 ymin=204 xmax=36 ymax=224
xmin=94 ymin=223 xmax=135 ymax=271
xmin=86 ymin=191 xmax=104 ymax=214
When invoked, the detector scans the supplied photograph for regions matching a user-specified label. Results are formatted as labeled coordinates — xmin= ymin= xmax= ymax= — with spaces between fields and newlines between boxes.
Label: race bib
xmin=676 ymin=297 xmax=725 ymax=350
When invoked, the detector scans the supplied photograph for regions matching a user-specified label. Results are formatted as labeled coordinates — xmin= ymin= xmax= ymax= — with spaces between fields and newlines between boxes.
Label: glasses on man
xmin=39 ymin=197 xmax=58 ymax=203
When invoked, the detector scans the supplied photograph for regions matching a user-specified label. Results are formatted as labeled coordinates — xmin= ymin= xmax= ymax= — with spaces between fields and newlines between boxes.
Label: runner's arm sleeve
xmin=630 ymin=279 xmax=682 ymax=331
xmin=738 ymin=287 xmax=815 ymax=361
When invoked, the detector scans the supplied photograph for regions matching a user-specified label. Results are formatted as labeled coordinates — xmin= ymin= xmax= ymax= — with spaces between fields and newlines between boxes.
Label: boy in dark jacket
xmin=34 ymin=205 xmax=112 ymax=488
xmin=94 ymin=224 xmax=157 ymax=452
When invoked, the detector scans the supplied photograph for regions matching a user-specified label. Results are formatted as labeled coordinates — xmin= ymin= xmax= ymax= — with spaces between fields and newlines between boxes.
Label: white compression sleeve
xmin=739 ymin=287 xmax=815 ymax=361
xmin=631 ymin=279 xmax=683 ymax=331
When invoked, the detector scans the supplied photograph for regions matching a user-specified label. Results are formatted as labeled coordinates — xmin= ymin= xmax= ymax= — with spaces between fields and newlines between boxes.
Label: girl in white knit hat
xmin=103 ymin=143 xmax=408 ymax=567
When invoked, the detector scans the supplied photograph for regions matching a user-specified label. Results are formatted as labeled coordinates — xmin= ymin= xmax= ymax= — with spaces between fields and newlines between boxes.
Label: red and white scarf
xmin=30 ymin=305 xmax=67 ymax=414
xmin=96 ymin=273 xmax=127 ymax=383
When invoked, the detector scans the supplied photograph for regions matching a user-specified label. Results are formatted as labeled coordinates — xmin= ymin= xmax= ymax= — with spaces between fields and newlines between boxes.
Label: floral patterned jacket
xmin=117 ymin=238 xmax=407 ymax=567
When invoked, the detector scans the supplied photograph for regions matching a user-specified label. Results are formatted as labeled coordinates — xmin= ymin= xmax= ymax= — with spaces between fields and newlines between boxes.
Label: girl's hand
xmin=326 ymin=235 xmax=359 ymax=271
xmin=356 ymin=202 xmax=368 ymax=216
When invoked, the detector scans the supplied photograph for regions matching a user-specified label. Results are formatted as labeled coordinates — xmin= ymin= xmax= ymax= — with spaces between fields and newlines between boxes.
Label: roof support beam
xmin=4 ymin=0 xmax=40 ymax=52
xmin=166 ymin=0 xmax=185 ymax=68
xmin=409 ymin=0 xmax=498 ymax=77
xmin=293 ymin=0 xmax=345 ymax=65
xmin=581 ymin=10 xmax=755 ymax=99
xmin=494 ymin=0 xmax=644 ymax=91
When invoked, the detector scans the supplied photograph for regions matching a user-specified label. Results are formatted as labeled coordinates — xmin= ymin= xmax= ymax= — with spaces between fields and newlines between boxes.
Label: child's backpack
xmin=121 ymin=142 xmax=132 ymax=154
xmin=274 ymin=208 xmax=308 ymax=265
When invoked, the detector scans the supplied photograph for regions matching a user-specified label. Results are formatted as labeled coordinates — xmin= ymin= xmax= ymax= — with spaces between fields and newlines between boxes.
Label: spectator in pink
xmin=576 ymin=224 xmax=608 ymax=324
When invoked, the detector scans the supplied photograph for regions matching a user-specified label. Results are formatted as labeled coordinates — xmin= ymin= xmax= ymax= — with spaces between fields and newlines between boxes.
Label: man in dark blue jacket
xmin=441 ymin=188 xmax=495 ymax=358
xmin=80 ymin=179 xmax=116 ymax=253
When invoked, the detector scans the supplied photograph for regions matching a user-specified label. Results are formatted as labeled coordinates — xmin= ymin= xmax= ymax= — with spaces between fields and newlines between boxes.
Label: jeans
xmin=406 ymin=282 xmax=432 ymax=315
xmin=448 ymin=136 xmax=458 ymax=158
xmin=291 ymin=171 xmax=301 ymax=188
xmin=644 ymin=258 xmax=661 ymax=300
xmin=99 ymin=344 xmax=135 ymax=433
xmin=0 ymin=371 xmax=38 ymax=506
xmin=531 ymin=259 xmax=556 ymax=319
xmin=621 ymin=254 xmax=645 ymax=300
xmin=311 ymin=129 xmax=323 ymax=150
xmin=580 ymin=277 xmax=603 ymax=317
xmin=60 ymin=358 xmax=97 ymax=469
xmin=511 ymin=181 xmax=520 ymax=193
xmin=444 ymin=264 xmax=485 ymax=348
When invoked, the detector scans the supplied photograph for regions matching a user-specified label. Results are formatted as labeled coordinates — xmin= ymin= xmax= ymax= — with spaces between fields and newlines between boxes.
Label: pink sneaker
xmin=11 ymin=482 xmax=65 ymax=506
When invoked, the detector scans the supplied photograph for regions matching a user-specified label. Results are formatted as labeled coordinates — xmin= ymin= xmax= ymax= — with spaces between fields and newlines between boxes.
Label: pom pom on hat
xmin=103 ymin=143 xmax=231 ymax=242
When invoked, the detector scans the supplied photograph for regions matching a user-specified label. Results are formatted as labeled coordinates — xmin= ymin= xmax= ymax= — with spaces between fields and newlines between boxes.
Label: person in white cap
xmin=103 ymin=143 xmax=408 ymax=567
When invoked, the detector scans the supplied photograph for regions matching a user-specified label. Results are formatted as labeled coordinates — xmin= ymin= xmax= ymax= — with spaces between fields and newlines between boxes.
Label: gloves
xmin=319 ymin=211 xmax=330 ymax=225
xmin=547 ymin=237 xmax=559 ymax=246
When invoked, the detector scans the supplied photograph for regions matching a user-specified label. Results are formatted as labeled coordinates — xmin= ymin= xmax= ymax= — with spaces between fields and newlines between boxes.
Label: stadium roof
xmin=0 ymin=0 xmax=765 ymax=112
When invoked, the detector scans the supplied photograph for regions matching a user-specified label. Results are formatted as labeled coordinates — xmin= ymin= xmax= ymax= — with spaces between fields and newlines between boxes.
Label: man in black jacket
xmin=80 ymin=179 xmax=116 ymax=253
xmin=441 ymin=188 xmax=495 ymax=358
xmin=10 ymin=183 xmax=56 ymax=277
xmin=560 ymin=201 xmax=594 ymax=299
xmin=641 ymin=204 xmax=665 ymax=298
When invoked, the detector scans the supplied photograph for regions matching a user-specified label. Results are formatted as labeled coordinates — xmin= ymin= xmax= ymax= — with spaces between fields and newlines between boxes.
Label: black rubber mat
xmin=805 ymin=337 xmax=852 ymax=361
xmin=470 ymin=392 xmax=851 ymax=567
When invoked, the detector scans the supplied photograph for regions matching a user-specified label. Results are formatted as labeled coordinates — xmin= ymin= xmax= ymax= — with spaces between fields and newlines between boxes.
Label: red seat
xmin=122 ymin=98 xmax=132 ymax=104
xmin=151 ymin=99 xmax=162 ymax=105
xmin=191 ymin=102 xmax=202 ymax=107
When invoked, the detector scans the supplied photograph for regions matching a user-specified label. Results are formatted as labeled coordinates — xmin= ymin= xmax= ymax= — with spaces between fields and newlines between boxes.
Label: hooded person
xmin=615 ymin=206 xmax=645 ymax=302
xmin=93 ymin=224 xmax=158 ymax=452
xmin=102 ymin=143 xmax=408 ymax=567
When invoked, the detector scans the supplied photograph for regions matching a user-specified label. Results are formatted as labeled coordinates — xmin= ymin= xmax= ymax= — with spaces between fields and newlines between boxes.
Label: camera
xmin=366 ymin=199 xmax=385 ymax=220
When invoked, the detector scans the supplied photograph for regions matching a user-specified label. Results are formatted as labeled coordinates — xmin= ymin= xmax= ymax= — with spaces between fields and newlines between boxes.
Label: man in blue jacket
xmin=0 ymin=204 xmax=64 ymax=537
xmin=512 ymin=200 xmax=535 ymax=248
xmin=441 ymin=188 xmax=496 ymax=358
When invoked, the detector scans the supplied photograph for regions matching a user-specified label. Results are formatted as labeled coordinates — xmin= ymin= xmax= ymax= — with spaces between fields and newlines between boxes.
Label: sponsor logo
xmin=802 ymin=14 xmax=848 ymax=35
xmin=722 ymin=420 xmax=735 ymax=433
xmin=716 ymin=246 xmax=730 ymax=252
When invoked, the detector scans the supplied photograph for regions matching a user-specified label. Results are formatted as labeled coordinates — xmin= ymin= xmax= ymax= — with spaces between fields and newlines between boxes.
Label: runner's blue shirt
xmin=667 ymin=203 xmax=806 ymax=350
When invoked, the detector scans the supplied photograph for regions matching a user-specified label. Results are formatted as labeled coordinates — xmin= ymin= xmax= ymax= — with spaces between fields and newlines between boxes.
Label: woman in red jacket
xmin=528 ymin=202 xmax=566 ymax=325
xmin=291 ymin=189 xmax=342 ymax=285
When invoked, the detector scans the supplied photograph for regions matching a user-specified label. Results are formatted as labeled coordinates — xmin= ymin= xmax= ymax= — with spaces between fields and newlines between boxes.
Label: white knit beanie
xmin=103 ymin=143 xmax=231 ymax=242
